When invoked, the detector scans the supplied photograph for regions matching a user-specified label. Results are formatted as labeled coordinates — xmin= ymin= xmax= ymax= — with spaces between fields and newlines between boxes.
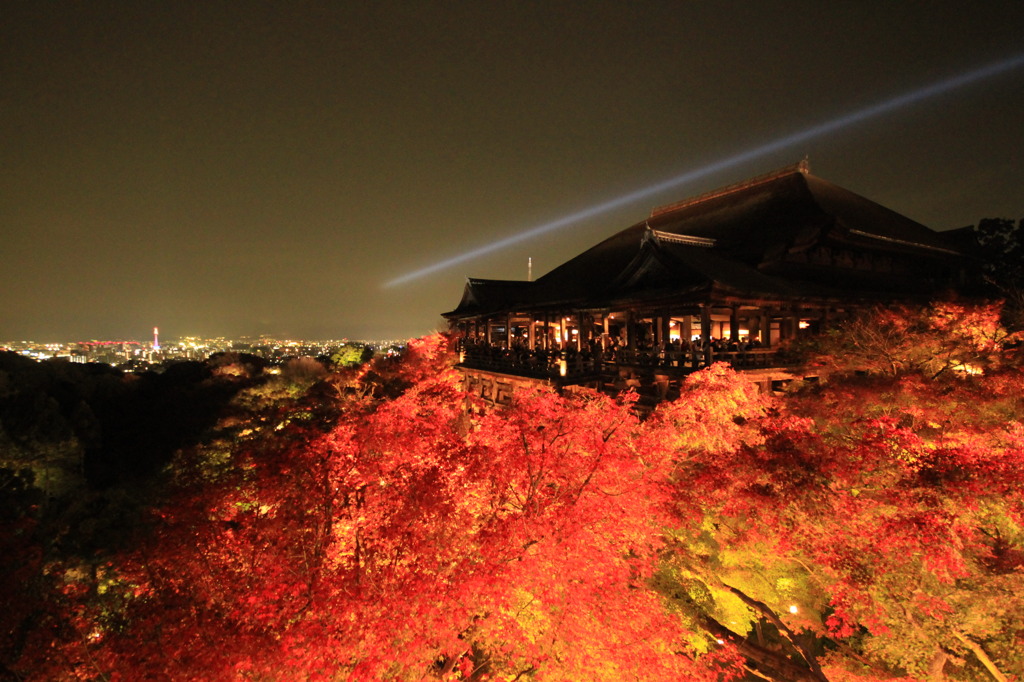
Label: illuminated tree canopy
xmin=2 ymin=305 xmax=1023 ymax=681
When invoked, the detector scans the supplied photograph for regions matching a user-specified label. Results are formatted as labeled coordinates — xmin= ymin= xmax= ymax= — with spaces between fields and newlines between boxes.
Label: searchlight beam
xmin=385 ymin=53 xmax=1024 ymax=287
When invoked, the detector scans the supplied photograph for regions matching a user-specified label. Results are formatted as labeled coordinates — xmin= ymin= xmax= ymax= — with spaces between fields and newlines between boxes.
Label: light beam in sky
xmin=385 ymin=53 xmax=1024 ymax=287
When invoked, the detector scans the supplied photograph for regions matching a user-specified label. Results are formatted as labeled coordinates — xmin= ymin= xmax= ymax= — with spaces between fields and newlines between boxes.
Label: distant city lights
xmin=2 ymin=333 xmax=405 ymax=370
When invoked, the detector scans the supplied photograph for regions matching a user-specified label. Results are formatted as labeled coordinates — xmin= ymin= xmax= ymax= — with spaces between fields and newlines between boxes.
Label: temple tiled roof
xmin=444 ymin=163 xmax=973 ymax=319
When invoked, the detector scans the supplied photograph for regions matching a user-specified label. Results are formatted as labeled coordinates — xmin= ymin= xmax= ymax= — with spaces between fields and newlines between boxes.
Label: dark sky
xmin=3 ymin=2 xmax=1023 ymax=342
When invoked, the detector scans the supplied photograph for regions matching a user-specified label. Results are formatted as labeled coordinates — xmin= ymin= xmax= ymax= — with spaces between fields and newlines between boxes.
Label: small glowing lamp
xmin=789 ymin=605 xmax=799 ymax=614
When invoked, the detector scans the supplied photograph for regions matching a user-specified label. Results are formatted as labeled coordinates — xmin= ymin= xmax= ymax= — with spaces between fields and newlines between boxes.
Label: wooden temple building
xmin=443 ymin=162 xmax=975 ymax=407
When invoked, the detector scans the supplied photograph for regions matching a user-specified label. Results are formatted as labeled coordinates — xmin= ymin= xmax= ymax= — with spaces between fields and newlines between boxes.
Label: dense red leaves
xmin=460 ymin=387 xmax=704 ymax=680
xmin=22 ymin=318 xmax=1024 ymax=681
xmin=809 ymin=301 xmax=1022 ymax=379
xmin=657 ymin=366 xmax=1024 ymax=680
xmin=49 ymin=341 xmax=727 ymax=681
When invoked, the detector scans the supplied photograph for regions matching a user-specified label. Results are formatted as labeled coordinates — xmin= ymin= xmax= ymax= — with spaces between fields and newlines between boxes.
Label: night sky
xmin=3 ymin=2 xmax=1023 ymax=342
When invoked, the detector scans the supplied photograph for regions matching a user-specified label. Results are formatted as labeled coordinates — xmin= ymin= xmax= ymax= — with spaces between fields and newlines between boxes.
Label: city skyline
xmin=2 ymin=333 xmax=400 ymax=371
xmin=3 ymin=3 xmax=1023 ymax=341
xmin=2 ymin=332 xmax=402 ymax=348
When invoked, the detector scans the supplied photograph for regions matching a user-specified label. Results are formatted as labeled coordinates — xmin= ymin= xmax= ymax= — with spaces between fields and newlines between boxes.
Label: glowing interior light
xmin=383 ymin=53 xmax=1024 ymax=288
xmin=953 ymin=362 xmax=983 ymax=375
xmin=789 ymin=605 xmax=799 ymax=614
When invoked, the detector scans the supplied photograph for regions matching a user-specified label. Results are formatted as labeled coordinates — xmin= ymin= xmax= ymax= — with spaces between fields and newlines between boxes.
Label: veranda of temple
xmin=443 ymin=162 xmax=976 ymax=407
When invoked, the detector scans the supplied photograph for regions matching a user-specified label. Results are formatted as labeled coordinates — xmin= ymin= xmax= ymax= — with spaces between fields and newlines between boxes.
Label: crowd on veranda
xmin=458 ymin=334 xmax=771 ymax=374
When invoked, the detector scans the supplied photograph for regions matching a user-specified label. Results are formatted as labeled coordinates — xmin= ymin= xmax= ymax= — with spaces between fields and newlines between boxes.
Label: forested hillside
xmin=2 ymin=304 xmax=1022 ymax=681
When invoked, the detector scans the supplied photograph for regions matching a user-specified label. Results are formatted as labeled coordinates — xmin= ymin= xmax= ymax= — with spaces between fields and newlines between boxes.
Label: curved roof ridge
xmin=648 ymin=228 xmax=717 ymax=248
xmin=798 ymin=174 xmax=964 ymax=254
xmin=465 ymin=277 xmax=533 ymax=286
xmin=650 ymin=159 xmax=810 ymax=218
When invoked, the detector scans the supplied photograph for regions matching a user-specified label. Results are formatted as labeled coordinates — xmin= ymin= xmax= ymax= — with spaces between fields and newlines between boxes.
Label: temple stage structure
xmin=443 ymin=162 xmax=976 ymax=408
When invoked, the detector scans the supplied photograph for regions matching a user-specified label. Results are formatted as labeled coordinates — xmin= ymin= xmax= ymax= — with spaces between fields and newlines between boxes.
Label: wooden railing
xmin=610 ymin=347 xmax=779 ymax=371
xmin=459 ymin=349 xmax=601 ymax=380
xmin=458 ymin=346 xmax=781 ymax=381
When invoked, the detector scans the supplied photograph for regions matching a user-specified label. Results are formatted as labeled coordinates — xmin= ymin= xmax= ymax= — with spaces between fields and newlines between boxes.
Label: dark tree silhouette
xmin=974 ymin=217 xmax=1024 ymax=328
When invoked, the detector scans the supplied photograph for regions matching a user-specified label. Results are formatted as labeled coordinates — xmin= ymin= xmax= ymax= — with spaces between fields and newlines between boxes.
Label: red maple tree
xmin=15 ymin=308 xmax=1024 ymax=681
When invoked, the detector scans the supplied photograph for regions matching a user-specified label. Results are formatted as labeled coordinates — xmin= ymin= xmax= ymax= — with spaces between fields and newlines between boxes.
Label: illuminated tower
xmin=153 ymin=327 xmax=160 ymax=351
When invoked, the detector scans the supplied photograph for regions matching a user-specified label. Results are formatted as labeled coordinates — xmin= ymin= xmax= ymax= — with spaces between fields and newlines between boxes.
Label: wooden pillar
xmin=560 ymin=315 xmax=568 ymax=350
xmin=729 ymin=305 xmax=739 ymax=342
xmin=760 ymin=310 xmax=771 ymax=347
xmin=528 ymin=314 xmax=536 ymax=348
xmin=661 ymin=312 xmax=671 ymax=346
xmin=699 ymin=305 xmax=712 ymax=366
xmin=700 ymin=305 xmax=711 ymax=343
xmin=625 ymin=312 xmax=635 ymax=349
xmin=681 ymin=315 xmax=693 ymax=342
xmin=542 ymin=312 xmax=550 ymax=350
xmin=505 ymin=312 xmax=512 ymax=349
xmin=485 ymin=317 xmax=493 ymax=345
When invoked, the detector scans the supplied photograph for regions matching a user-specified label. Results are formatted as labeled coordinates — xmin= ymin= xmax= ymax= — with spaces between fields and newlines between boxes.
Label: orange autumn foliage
xmin=18 ymin=316 xmax=1024 ymax=681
